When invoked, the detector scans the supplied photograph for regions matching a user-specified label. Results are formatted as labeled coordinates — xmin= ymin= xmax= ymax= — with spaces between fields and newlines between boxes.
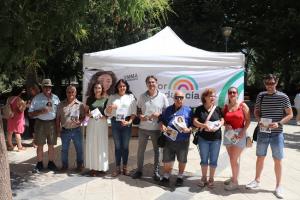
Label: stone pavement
xmin=8 ymin=122 xmax=300 ymax=200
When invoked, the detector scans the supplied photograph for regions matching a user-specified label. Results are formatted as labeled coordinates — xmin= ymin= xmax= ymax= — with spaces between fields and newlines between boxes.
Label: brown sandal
xmin=112 ymin=167 xmax=121 ymax=177
xmin=122 ymin=165 xmax=129 ymax=176
xmin=207 ymin=178 xmax=215 ymax=188
xmin=7 ymin=145 xmax=14 ymax=151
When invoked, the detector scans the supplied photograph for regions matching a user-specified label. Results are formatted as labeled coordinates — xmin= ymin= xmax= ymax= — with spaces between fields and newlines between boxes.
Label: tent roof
xmin=83 ymin=26 xmax=244 ymax=70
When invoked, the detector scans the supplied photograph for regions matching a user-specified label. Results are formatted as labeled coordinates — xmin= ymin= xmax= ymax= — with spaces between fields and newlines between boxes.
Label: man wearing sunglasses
xmin=29 ymin=79 xmax=60 ymax=173
xmin=246 ymin=74 xmax=293 ymax=199
xmin=159 ymin=91 xmax=192 ymax=187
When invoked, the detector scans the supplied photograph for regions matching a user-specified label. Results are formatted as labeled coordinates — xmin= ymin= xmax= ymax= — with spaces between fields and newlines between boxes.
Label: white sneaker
xmin=275 ymin=186 xmax=284 ymax=199
xmin=245 ymin=180 xmax=260 ymax=189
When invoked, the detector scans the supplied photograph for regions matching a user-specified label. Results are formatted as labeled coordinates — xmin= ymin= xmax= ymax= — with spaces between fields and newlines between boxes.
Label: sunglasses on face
xmin=265 ymin=82 xmax=276 ymax=86
xmin=174 ymin=96 xmax=184 ymax=100
xmin=228 ymin=91 xmax=237 ymax=95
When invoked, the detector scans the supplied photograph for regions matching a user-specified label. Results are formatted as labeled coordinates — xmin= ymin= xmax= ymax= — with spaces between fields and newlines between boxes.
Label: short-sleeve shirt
xmin=193 ymin=105 xmax=223 ymax=141
xmin=255 ymin=91 xmax=291 ymax=134
xmin=29 ymin=93 xmax=60 ymax=120
xmin=86 ymin=96 xmax=108 ymax=116
xmin=105 ymin=93 xmax=137 ymax=118
xmin=160 ymin=104 xmax=192 ymax=142
xmin=137 ymin=91 xmax=169 ymax=130
xmin=57 ymin=99 xmax=85 ymax=129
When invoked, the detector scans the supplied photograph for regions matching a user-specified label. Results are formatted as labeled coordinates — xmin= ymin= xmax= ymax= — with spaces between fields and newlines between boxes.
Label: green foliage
xmin=167 ymin=0 xmax=300 ymax=94
xmin=0 ymin=0 xmax=171 ymax=92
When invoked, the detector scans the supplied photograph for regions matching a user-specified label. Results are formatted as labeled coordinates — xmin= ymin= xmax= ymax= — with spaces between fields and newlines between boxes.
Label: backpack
xmin=2 ymin=97 xmax=17 ymax=119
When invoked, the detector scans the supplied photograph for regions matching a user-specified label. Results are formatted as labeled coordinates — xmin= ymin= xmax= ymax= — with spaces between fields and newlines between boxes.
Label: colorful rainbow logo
xmin=168 ymin=75 xmax=199 ymax=91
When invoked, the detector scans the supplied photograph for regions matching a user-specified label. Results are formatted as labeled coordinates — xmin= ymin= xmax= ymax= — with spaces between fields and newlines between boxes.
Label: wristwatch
xmin=278 ymin=121 xmax=284 ymax=126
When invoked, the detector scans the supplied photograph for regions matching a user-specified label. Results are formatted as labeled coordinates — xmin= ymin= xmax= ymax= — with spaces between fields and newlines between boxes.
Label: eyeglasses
xmin=174 ymin=96 xmax=184 ymax=100
xmin=265 ymin=82 xmax=276 ymax=86
xmin=228 ymin=91 xmax=237 ymax=95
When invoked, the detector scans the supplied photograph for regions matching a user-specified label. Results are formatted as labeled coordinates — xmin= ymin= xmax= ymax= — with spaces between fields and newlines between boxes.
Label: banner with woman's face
xmin=83 ymin=67 xmax=244 ymax=107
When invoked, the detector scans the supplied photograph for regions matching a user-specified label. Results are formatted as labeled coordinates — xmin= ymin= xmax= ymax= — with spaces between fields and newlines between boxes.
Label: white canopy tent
xmin=83 ymin=26 xmax=245 ymax=107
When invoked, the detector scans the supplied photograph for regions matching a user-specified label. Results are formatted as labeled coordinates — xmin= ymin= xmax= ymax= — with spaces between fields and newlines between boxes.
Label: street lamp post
xmin=222 ymin=26 xmax=232 ymax=52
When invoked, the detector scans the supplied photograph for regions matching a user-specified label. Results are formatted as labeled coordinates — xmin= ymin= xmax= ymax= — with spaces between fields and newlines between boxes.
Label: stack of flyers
xmin=225 ymin=129 xmax=239 ymax=144
xmin=172 ymin=115 xmax=187 ymax=132
xmin=260 ymin=118 xmax=272 ymax=133
xmin=91 ymin=108 xmax=103 ymax=120
xmin=207 ymin=120 xmax=221 ymax=130
xmin=163 ymin=126 xmax=178 ymax=141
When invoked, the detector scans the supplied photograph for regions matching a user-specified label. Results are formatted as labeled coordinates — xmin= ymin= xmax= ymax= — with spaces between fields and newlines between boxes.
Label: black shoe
xmin=76 ymin=163 xmax=84 ymax=172
xmin=175 ymin=177 xmax=184 ymax=187
xmin=32 ymin=162 xmax=43 ymax=173
xmin=160 ymin=177 xmax=170 ymax=186
xmin=47 ymin=161 xmax=58 ymax=171
xmin=131 ymin=171 xmax=143 ymax=179
xmin=153 ymin=172 xmax=161 ymax=181
xmin=61 ymin=166 xmax=68 ymax=172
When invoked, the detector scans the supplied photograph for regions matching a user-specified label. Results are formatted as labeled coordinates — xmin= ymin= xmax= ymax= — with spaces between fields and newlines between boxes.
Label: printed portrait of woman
xmin=86 ymin=70 xmax=117 ymax=97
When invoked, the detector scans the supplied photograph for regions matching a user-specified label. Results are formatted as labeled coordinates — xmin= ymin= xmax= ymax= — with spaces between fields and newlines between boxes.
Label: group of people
xmin=5 ymin=73 xmax=293 ymax=199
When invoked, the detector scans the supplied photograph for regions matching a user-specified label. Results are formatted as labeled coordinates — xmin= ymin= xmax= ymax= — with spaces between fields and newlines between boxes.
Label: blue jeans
xmin=111 ymin=118 xmax=132 ymax=166
xmin=256 ymin=132 xmax=284 ymax=160
xmin=61 ymin=127 xmax=83 ymax=168
xmin=198 ymin=137 xmax=221 ymax=168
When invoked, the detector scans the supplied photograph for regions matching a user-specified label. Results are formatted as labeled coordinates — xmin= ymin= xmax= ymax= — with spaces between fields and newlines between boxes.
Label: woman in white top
xmin=105 ymin=79 xmax=137 ymax=176
xmin=85 ymin=82 xmax=109 ymax=176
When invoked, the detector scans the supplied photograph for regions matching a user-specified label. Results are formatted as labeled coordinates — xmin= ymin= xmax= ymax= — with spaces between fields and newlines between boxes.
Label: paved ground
xmin=8 ymin=121 xmax=300 ymax=200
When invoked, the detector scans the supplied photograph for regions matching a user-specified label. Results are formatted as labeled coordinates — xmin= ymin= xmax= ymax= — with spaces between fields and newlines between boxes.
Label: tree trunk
xmin=0 ymin=118 xmax=12 ymax=200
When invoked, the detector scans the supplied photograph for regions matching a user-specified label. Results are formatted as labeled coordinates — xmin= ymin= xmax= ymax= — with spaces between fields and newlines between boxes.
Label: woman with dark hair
xmin=7 ymin=86 xmax=27 ymax=151
xmin=105 ymin=79 xmax=137 ymax=176
xmin=86 ymin=70 xmax=117 ymax=97
xmin=223 ymin=86 xmax=250 ymax=190
xmin=85 ymin=81 xmax=109 ymax=176
xmin=193 ymin=88 xmax=224 ymax=188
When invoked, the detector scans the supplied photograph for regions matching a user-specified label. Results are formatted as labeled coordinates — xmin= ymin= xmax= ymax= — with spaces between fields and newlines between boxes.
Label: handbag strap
xmin=205 ymin=105 xmax=217 ymax=122
xmin=199 ymin=105 xmax=217 ymax=132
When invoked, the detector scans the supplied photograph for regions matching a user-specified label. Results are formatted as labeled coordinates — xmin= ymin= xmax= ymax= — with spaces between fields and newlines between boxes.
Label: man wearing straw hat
xmin=29 ymin=79 xmax=60 ymax=173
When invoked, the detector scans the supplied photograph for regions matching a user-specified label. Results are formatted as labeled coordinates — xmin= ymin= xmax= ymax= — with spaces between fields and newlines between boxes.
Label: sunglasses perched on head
xmin=174 ymin=96 xmax=184 ymax=100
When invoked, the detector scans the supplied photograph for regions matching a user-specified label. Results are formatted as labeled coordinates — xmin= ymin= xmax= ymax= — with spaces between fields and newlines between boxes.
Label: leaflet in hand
xmin=70 ymin=109 xmax=80 ymax=122
xmin=207 ymin=120 xmax=221 ymax=130
xmin=260 ymin=118 xmax=272 ymax=133
xmin=116 ymin=107 xmax=128 ymax=121
xmin=144 ymin=107 xmax=156 ymax=122
xmin=225 ymin=129 xmax=239 ymax=144
xmin=163 ymin=126 xmax=178 ymax=141
xmin=172 ymin=115 xmax=187 ymax=132
xmin=90 ymin=108 xmax=103 ymax=120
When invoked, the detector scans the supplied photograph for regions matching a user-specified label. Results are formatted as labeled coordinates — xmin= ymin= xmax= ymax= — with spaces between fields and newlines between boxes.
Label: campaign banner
xmin=83 ymin=67 xmax=244 ymax=107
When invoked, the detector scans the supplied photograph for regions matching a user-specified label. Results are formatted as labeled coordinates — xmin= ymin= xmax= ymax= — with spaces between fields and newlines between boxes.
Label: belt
xmin=62 ymin=127 xmax=80 ymax=131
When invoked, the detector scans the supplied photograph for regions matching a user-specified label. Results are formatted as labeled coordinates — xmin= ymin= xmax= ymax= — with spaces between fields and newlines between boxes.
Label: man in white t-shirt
xmin=132 ymin=75 xmax=169 ymax=181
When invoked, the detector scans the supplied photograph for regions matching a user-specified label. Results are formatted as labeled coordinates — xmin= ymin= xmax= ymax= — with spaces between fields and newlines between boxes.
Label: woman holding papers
xmin=222 ymin=87 xmax=250 ymax=190
xmin=85 ymin=82 xmax=109 ymax=176
xmin=105 ymin=79 xmax=137 ymax=176
xmin=193 ymin=88 xmax=224 ymax=188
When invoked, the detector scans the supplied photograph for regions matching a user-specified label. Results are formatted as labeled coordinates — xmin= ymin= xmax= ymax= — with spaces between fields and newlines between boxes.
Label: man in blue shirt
xmin=160 ymin=90 xmax=192 ymax=186
xmin=29 ymin=79 xmax=60 ymax=173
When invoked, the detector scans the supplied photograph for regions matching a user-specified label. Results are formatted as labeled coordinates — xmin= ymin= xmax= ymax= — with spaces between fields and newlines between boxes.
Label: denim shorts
xmin=163 ymin=140 xmax=190 ymax=163
xmin=256 ymin=132 xmax=284 ymax=160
